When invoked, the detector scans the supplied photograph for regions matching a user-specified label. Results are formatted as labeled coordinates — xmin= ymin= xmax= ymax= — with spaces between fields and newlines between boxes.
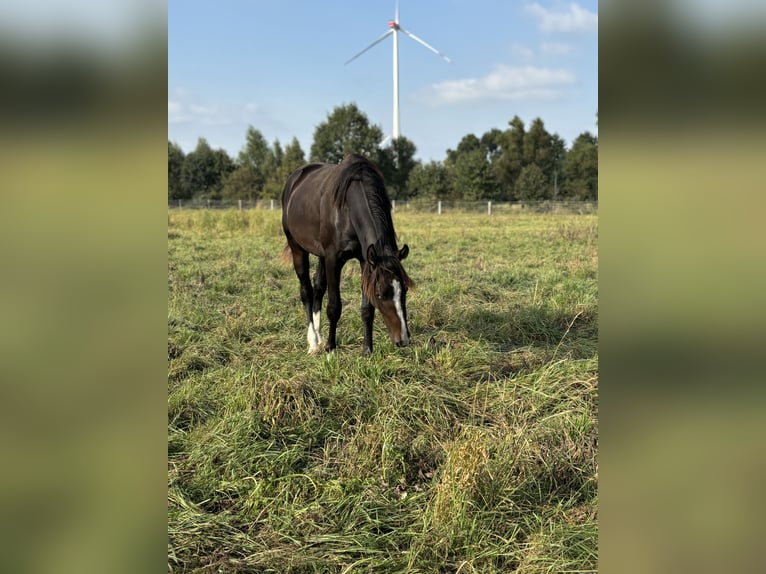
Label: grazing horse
xmin=281 ymin=154 xmax=413 ymax=355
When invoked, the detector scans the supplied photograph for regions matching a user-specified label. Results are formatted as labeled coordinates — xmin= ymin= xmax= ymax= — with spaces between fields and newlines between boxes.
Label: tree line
xmin=168 ymin=103 xmax=597 ymax=203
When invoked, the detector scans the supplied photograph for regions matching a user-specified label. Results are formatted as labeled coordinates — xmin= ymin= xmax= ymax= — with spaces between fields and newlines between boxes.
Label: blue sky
xmin=168 ymin=1 xmax=598 ymax=162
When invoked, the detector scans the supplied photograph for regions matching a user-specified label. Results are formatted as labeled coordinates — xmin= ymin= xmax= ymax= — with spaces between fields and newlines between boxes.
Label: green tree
xmin=238 ymin=126 xmax=273 ymax=187
xmin=263 ymin=139 xmax=282 ymax=186
xmin=236 ymin=127 xmax=290 ymax=199
xmin=376 ymin=136 xmax=418 ymax=200
xmin=522 ymin=118 xmax=554 ymax=180
xmin=407 ymin=161 xmax=450 ymax=200
xmin=549 ymin=133 xmax=567 ymax=198
xmin=446 ymin=134 xmax=500 ymax=201
xmin=210 ymin=148 xmax=235 ymax=198
xmin=310 ymin=103 xmax=384 ymax=163
xmin=480 ymin=128 xmax=504 ymax=164
xmin=447 ymin=147 xmax=499 ymax=201
xmin=515 ymin=164 xmax=548 ymax=200
xmin=221 ymin=166 xmax=262 ymax=201
xmin=280 ymin=137 xmax=307 ymax=177
xmin=168 ymin=141 xmax=187 ymax=200
xmin=259 ymin=139 xmax=285 ymax=199
xmin=446 ymin=133 xmax=481 ymax=162
xmin=239 ymin=126 xmax=270 ymax=170
xmin=272 ymin=139 xmax=284 ymax=169
xmin=265 ymin=137 xmax=306 ymax=200
xmin=495 ymin=115 xmax=526 ymax=200
xmin=562 ymin=132 xmax=598 ymax=200
xmin=180 ymin=138 xmax=220 ymax=198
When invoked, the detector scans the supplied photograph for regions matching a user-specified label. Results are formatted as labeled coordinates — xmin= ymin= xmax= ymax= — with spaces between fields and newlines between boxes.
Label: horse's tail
xmin=279 ymin=243 xmax=292 ymax=265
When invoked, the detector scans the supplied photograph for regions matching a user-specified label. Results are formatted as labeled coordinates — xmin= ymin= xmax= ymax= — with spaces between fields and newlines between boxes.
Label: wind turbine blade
xmin=399 ymin=26 xmax=452 ymax=63
xmin=344 ymin=29 xmax=394 ymax=65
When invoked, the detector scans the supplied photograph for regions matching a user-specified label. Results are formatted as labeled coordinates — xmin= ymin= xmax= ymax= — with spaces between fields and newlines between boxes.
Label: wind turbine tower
xmin=345 ymin=0 xmax=451 ymax=142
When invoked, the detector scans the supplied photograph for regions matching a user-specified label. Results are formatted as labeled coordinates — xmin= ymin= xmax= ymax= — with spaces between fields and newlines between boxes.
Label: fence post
xmin=270 ymin=199 xmax=274 ymax=210
xmin=177 ymin=199 xmax=182 ymax=209
xmin=207 ymin=199 xmax=211 ymax=208
xmin=488 ymin=201 xmax=492 ymax=216
xmin=438 ymin=200 xmax=442 ymax=215
xmin=392 ymin=199 xmax=396 ymax=213
xmin=238 ymin=199 xmax=242 ymax=211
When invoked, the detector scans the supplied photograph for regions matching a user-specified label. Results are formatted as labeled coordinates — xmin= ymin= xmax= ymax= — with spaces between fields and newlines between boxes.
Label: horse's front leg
xmin=324 ymin=256 xmax=344 ymax=353
xmin=289 ymin=243 xmax=319 ymax=353
xmin=311 ymin=258 xmax=327 ymax=349
xmin=359 ymin=261 xmax=375 ymax=356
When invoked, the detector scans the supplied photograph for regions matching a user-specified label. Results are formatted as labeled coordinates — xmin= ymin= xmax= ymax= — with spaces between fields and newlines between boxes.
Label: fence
xmin=169 ymin=198 xmax=597 ymax=215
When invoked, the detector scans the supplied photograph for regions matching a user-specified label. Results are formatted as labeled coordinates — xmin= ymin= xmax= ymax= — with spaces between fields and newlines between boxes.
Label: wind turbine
xmin=344 ymin=0 xmax=451 ymax=142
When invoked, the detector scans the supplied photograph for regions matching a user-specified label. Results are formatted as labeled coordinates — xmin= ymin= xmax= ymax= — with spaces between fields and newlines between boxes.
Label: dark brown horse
xmin=281 ymin=154 xmax=413 ymax=355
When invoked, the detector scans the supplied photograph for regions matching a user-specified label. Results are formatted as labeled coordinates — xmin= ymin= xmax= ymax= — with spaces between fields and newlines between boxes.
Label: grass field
xmin=168 ymin=208 xmax=598 ymax=573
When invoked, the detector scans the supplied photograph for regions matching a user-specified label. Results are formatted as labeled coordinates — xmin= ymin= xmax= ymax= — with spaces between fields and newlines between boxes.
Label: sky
xmin=168 ymin=0 xmax=598 ymax=163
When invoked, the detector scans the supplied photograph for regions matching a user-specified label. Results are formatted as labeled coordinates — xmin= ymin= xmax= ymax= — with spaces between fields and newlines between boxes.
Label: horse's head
xmin=363 ymin=244 xmax=413 ymax=347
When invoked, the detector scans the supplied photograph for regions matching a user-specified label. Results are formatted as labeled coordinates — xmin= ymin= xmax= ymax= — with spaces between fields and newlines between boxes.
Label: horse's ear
xmin=398 ymin=244 xmax=409 ymax=261
xmin=367 ymin=244 xmax=377 ymax=267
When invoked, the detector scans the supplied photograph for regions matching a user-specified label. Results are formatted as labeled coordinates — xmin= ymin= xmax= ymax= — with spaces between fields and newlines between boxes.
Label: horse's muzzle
xmin=395 ymin=339 xmax=409 ymax=348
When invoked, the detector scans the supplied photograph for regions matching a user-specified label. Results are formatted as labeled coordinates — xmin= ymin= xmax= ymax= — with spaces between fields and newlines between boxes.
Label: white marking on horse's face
xmin=392 ymin=279 xmax=409 ymax=345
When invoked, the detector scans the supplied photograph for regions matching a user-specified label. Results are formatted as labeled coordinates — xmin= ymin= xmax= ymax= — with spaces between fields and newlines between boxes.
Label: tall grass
xmin=168 ymin=209 xmax=598 ymax=573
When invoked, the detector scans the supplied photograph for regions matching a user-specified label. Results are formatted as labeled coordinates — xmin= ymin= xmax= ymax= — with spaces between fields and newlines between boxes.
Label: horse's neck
xmin=347 ymin=184 xmax=393 ymax=255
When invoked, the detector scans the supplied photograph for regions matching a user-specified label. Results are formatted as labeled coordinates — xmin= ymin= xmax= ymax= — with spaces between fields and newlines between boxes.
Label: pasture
xmin=168 ymin=208 xmax=598 ymax=573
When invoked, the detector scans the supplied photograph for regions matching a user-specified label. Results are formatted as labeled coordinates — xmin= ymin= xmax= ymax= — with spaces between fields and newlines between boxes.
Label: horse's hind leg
xmin=311 ymin=257 xmax=327 ymax=348
xmin=288 ymin=241 xmax=321 ymax=353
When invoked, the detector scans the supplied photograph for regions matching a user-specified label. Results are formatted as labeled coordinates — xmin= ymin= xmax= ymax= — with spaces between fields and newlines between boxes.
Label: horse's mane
xmin=361 ymin=251 xmax=414 ymax=303
xmin=332 ymin=154 xmax=392 ymax=216
xmin=333 ymin=155 xmax=411 ymax=297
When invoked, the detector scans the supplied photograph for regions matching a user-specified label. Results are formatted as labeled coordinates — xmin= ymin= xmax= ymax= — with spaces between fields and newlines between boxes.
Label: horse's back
xmin=282 ymin=162 xmax=339 ymax=255
xmin=282 ymin=163 xmax=324 ymax=206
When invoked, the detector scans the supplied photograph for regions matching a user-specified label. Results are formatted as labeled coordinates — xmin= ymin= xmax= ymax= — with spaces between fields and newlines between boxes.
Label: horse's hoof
xmin=362 ymin=347 xmax=372 ymax=357
xmin=308 ymin=344 xmax=322 ymax=355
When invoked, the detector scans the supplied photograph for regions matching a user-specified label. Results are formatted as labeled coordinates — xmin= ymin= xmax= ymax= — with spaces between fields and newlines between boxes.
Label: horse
xmin=281 ymin=153 xmax=413 ymax=355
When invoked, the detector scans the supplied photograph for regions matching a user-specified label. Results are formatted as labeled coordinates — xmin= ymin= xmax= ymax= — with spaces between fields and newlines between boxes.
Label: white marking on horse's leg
xmin=392 ymin=279 xmax=409 ymax=345
xmin=307 ymin=320 xmax=320 ymax=354
xmin=306 ymin=310 xmax=323 ymax=353
xmin=313 ymin=311 xmax=323 ymax=345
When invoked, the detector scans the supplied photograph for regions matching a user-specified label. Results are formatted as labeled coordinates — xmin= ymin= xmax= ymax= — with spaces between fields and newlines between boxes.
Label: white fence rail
xmin=169 ymin=198 xmax=597 ymax=215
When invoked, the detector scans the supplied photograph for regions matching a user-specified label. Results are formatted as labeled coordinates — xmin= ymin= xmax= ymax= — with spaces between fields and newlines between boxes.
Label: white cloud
xmin=525 ymin=2 xmax=598 ymax=33
xmin=541 ymin=42 xmax=575 ymax=55
xmin=168 ymin=100 xmax=192 ymax=123
xmin=188 ymin=104 xmax=217 ymax=115
xmin=168 ymin=94 xmax=236 ymax=126
xmin=422 ymin=65 xmax=575 ymax=105
xmin=511 ymin=43 xmax=534 ymax=60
